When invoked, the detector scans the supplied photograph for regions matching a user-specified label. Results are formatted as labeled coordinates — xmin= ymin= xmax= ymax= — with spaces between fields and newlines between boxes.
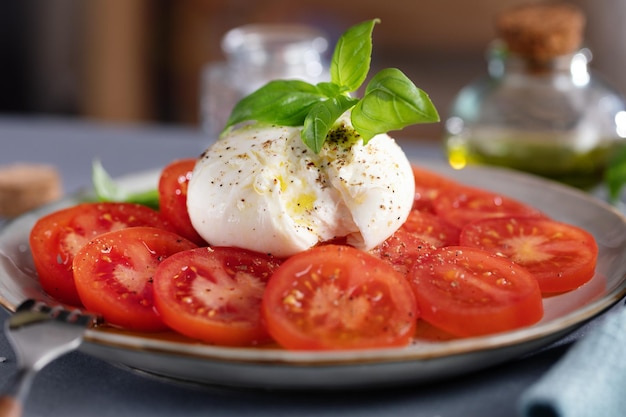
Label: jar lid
xmin=495 ymin=2 xmax=585 ymax=61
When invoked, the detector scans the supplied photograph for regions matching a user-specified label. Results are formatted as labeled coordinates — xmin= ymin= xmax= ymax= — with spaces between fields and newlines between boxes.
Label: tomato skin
xmin=411 ymin=165 xmax=460 ymax=213
xmin=432 ymin=185 xmax=544 ymax=229
xmin=459 ymin=216 xmax=598 ymax=293
xmin=369 ymin=229 xmax=434 ymax=276
xmin=158 ymin=158 xmax=207 ymax=246
xmin=369 ymin=209 xmax=459 ymax=275
xmin=72 ymin=226 xmax=197 ymax=331
xmin=263 ymin=244 xmax=419 ymax=350
xmin=29 ymin=202 xmax=175 ymax=306
xmin=153 ymin=246 xmax=281 ymax=346
xmin=401 ymin=210 xmax=460 ymax=248
xmin=409 ymin=246 xmax=543 ymax=337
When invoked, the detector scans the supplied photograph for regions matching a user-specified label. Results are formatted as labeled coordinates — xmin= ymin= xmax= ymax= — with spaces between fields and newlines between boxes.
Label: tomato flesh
xmin=29 ymin=202 xmax=174 ymax=306
xmin=158 ymin=158 xmax=207 ymax=246
xmin=459 ymin=216 xmax=598 ymax=293
xmin=409 ymin=246 xmax=543 ymax=337
xmin=73 ymin=226 xmax=197 ymax=331
xmin=432 ymin=185 xmax=544 ymax=229
xmin=153 ymin=246 xmax=281 ymax=346
xmin=401 ymin=209 xmax=460 ymax=248
xmin=369 ymin=229 xmax=434 ymax=276
xmin=411 ymin=165 xmax=459 ymax=213
xmin=263 ymin=244 xmax=419 ymax=350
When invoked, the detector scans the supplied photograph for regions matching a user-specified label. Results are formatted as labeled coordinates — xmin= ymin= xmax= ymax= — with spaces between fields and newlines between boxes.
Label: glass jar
xmin=443 ymin=3 xmax=626 ymax=190
xmin=200 ymin=24 xmax=329 ymax=139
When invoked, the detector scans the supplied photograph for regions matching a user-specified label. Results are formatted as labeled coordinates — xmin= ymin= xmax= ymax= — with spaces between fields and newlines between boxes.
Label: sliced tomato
xmin=153 ymin=246 xmax=281 ymax=346
xmin=432 ymin=184 xmax=544 ymax=228
xmin=29 ymin=202 xmax=174 ymax=306
xmin=369 ymin=229 xmax=434 ymax=276
xmin=401 ymin=209 xmax=460 ymax=248
xmin=411 ymin=165 xmax=460 ymax=213
xmin=262 ymin=244 xmax=419 ymax=350
xmin=409 ymin=246 xmax=543 ymax=337
xmin=459 ymin=216 xmax=598 ymax=293
xmin=369 ymin=209 xmax=459 ymax=275
xmin=158 ymin=158 xmax=206 ymax=246
xmin=72 ymin=226 xmax=197 ymax=331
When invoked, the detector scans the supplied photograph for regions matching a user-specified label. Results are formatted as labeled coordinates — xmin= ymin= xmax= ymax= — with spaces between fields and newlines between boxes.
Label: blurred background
xmin=2 ymin=0 xmax=624 ymax=140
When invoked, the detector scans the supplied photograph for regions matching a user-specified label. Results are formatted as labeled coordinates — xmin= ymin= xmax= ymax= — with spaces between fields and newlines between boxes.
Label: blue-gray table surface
xmin=0 ymin=115 xmax=617 ymax=417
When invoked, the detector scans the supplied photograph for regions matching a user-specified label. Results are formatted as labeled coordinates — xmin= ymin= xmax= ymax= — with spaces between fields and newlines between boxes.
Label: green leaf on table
xmin=92 ymin=159 xmax=160 ymax=209
xmin=605 ymin=146 xmax=626 ymax=202
xmin=351 ymin=68 xmax=440 ymax=142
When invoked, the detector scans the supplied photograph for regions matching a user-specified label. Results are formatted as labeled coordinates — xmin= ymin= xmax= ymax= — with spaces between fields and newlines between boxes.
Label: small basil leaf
xmin=302 ymin=95 xmax=358 ymax=153
xmin=315 ymin=81 xmax=342 ymax=97
xmin=605 ymin=146 xmax=626 ymax=202
xmin=351 ymin=68 xmax=439 ymax=141
xmin=92 ymin=159 xmax=160 ymax=209
xmin=120 ymin=189 xmax=160 ymax=209
xmin=330 ymin=19 xmax=378 ymax=92
xmin=223 ymin=80 xmax=325 ymax=131
xmin=92 ymin=159 xmax=118 ymax=201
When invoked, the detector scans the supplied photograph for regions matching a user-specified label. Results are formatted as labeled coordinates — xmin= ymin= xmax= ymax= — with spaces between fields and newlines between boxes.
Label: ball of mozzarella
xmin=187 ymin=117 xmax=415 ymax=257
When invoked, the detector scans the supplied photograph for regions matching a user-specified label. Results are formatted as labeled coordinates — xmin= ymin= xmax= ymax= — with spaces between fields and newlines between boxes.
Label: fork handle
xmin=0 ymin=368 xmax=36 ymax=417
xmin=0 ymin=396 xmax=21 ymax=417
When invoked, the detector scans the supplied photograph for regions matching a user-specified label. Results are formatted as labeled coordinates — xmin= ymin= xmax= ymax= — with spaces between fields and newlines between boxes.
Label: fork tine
xmin=0 ymin=299 xmax=100 ymax=417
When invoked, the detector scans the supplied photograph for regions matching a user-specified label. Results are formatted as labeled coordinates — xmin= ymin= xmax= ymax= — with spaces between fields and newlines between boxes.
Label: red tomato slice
xmin=153 ymin=246 xmax=281 ymax=346
xmin=432 ymin=184 xmax=544 ymax=228
xmin=411 ymin=165 xmax=460 ymax=213
xmin=262 ymin=244 xmax=419 ymax=350
xmin=459 ymin=216 xmax=598 ymax=293
xmin=369 ymin=229 xmax=434 ymax=276
xmin=29 ymin=202 xmax=175 ymax=306
xmin=72 ymin=226 xmax=197 ymax=331
xmin=369 ymin=208 xmax=460 ymax=276
xmin=401 ymin=209 xmax=460 ymax=248
xmin=409 ymin=246 xmax=543 ymax=337
xmin=158 ymin=158 xmax=207 ymax=246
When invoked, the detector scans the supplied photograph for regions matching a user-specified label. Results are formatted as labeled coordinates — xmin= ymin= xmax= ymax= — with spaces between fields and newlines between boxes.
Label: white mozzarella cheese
xmin=187 ymin=116 xmax=414 ymax=257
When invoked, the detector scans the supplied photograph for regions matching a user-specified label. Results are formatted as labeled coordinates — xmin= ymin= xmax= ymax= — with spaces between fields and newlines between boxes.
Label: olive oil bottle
xmin=443 ymin=2 xmax=626 ymax=189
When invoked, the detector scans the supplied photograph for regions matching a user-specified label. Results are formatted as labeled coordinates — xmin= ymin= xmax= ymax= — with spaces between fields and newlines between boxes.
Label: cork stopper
xmin=495 ymin=2 xmax=586 ymax=61
xmin=0 ymin=164 xmax=63 ymax=218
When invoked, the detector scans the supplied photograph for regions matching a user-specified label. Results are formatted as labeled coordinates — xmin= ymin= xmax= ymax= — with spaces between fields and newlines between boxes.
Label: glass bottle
xmin=443 ymin=3 xmax=626 ymax=189
xmin=200 ymin=24 xmax=329 ymax=139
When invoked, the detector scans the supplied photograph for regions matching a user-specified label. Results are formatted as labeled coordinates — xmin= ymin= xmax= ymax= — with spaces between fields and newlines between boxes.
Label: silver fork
xmin=0 ymin=299 xmax=100 ymax=417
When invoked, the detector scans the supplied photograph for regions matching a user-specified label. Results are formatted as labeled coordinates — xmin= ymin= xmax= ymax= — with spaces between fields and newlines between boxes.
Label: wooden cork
xmin=495 ymin=2 xmax=585 ymax=61
xmin=0 ymin=164 xmax=63 ymax=218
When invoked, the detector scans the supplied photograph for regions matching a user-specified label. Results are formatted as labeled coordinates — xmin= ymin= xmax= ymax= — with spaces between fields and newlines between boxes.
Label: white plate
xmin=1 ymin=162 xmax=625 ymax=390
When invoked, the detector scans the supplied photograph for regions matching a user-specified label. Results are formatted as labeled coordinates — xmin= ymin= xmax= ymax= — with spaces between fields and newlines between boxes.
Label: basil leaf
xmin=223 ymin=80 xmax=325 ymax=131
xmin=315 ymin=81 xmax=342 ymax=97
xmin=605 ymin=146 xmax=626 ymax=202
xmin=351 ymin=68 xmax=439 ymax=141
xmin=92 ymin=159 xmax=159 ymax=209
xmin=330 ymin=19 xmax=378 ymax=92
xmin=302 ymin=95 xmax=359 ymax=153
xmin=218 ymin=19 xmax=440 ymax=155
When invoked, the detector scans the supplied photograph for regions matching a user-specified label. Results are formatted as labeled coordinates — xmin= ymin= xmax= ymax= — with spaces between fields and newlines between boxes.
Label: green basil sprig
xmin=92 ymin=159 xmax=160 ymax=209
xmin=223 ymin=19 xmax=440 ymax=153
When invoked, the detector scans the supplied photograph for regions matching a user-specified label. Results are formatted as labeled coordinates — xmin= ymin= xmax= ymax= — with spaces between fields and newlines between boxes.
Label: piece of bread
xmin=0 ymin=164 xmax=63 ymax=218
xmin=495 ymin=2 xmax=585 ymax=61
